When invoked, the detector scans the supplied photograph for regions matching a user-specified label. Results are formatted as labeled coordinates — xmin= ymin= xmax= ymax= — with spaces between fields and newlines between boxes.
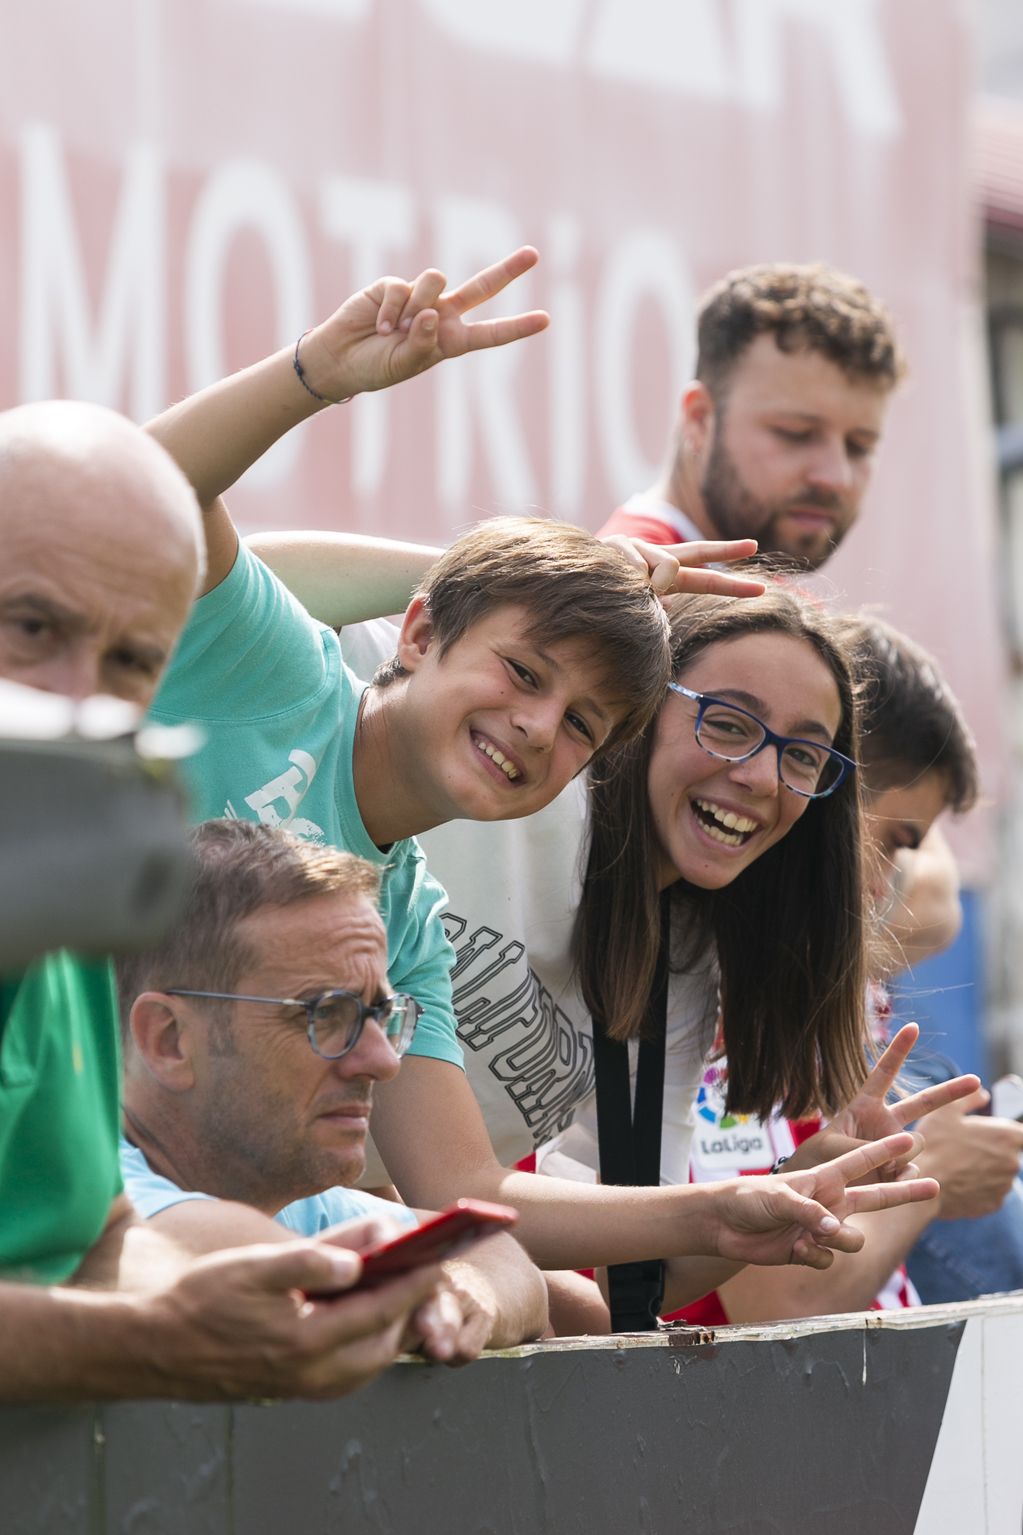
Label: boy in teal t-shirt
xmin=150 ymin=512 xmax=671 ymax=1076
xmin=150 ymin=541 xmax=463 ymax=1070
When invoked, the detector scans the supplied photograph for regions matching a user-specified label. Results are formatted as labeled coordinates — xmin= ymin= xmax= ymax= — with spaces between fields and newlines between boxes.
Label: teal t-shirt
xmin=0 ymin=953 xmax=123 ymax=1284
xmin=120 ymin=1137 xmax=418 ymax=1237
xmin=149 ymin=544 xmax=462 ymax=1071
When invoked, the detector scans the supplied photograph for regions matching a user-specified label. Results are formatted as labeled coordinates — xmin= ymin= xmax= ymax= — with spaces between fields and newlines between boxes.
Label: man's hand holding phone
xmin=314 ymin=1200 xmax=520 ymax=1365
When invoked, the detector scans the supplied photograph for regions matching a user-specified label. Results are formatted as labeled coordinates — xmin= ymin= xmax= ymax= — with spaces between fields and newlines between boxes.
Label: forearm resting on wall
xmin=446 ymin=1233 xmax=549 ymax=1348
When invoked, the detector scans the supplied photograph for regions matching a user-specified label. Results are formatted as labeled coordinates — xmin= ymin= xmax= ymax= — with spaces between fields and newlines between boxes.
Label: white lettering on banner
xmin=185 ymin=161 xmax=312 ymax=489
xmin=595 ymin=231 xmax=692 ymax=496
xmin=417 ymin=0 xmax=587 ymax=65
xmin=319 ymin=177 xmax=415 ymax=499
xmin=434 ymin=196 xmax=538 ymax=516
xmin=419 ymin=0 xmax=899 ymax=138
xmin=732 ymin=0 xmax=900 ymax=139
xmin=588 ymin=0 xmax=729 ymax=98
xmin=19 ymin=123 xmax=165 ymax=418
xmin=14 ymin=128 xmax=693 ymax=520
xmin=548 ymin=215 xmax=584 ymax=515
xmin=230 ymin=0 xmax=369 ymax=14
xmin=88 ymin=3 xmax=899 ymax=145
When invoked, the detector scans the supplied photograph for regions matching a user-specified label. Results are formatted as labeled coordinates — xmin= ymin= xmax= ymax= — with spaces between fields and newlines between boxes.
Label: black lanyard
xmin=592 ymin=891 xmax=671 ymax=1331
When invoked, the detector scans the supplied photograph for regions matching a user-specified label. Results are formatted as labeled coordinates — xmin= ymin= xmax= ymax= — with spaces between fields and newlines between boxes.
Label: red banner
xmin=0 ymin=0 xmax=1003 ymax=870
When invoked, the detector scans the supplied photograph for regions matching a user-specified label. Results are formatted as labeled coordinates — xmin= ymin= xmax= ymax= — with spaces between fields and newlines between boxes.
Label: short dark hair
xmin=115 ymin=820 xmax=380 ymax=1034
xmin=371 ymin=515 xmax=671 ymax=755
xmin=577 ymin=575 xmax=867 ymax=1121
xmin=836 ymin=613 xmax=978 ymax=813
xmin=696 ymin=262 xmax=905 ymax=400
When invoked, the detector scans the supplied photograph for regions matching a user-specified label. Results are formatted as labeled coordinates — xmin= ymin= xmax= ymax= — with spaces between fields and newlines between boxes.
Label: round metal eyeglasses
xmin=164 ymin=987 xmax=422 ymax=1059
xmin=666 ymin=681 xmax=854 ymax=799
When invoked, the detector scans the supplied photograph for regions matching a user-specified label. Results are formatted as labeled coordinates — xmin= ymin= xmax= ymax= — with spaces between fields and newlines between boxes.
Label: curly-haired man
xmin=601 ymin=262 xmax=906 ymax=569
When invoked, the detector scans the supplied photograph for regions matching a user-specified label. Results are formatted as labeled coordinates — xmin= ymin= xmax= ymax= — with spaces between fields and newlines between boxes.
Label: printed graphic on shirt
xmin=444 ymin=910 xmax=593 ymax=1147
xmin=689 ymin=1062 xmax=782 ymax=1176
xmin=224 ymin=749 xmax=326 ymax=842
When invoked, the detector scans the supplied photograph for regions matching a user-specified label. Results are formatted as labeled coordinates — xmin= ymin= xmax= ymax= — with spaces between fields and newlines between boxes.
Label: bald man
xmin=0 ymin=401 xmax=202 ymax=701
xmin=0 ymin=401 xmax=448 ymax=1402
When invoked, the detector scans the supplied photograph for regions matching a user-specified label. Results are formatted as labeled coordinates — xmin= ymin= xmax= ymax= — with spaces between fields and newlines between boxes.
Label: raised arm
xmin=146 ymin=249 xmax=549 ymax=592
xmin=247 ymin=531 xmax=442 ymax=628
xmin=249 ymin=529 xmax=769 ymax=635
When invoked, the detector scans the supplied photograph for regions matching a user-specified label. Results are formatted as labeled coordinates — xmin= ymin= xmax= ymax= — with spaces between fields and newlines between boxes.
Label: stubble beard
xmin=699 ymin=434 xmax=847 ymax=572
xmin=201 ymin=1070 xmax=362 ymax=1211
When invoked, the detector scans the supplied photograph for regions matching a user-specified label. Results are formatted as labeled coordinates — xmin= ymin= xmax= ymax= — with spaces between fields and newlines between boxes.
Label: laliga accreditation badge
xmin=688 ymin=1062 xmax=791 ymax=1180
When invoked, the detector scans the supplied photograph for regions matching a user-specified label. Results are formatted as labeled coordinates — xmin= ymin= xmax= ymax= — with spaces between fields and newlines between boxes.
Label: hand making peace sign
xmin=296 ymin=247 xmax=550 ymax=401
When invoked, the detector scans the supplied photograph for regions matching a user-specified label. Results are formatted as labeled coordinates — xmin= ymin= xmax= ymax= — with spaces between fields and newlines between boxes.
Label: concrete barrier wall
xmin=3 ymin=1295 xmax=1022 ymax=1534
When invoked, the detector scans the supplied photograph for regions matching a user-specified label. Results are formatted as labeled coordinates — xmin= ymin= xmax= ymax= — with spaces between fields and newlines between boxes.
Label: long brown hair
xmin=576 ymin=584 xmax=866 ymax=1121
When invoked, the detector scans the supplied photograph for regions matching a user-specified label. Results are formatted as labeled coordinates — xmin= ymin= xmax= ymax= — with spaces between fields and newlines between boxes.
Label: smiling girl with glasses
xmin=574 ymin=581 xmax=865 ymax=1130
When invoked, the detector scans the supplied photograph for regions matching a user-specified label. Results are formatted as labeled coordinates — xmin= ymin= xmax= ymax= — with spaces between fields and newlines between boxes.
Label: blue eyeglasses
xmin=164 ymin=988 xmax=422 ymax=1059
xmin=666 ymin=682 xmax=854 ymax=799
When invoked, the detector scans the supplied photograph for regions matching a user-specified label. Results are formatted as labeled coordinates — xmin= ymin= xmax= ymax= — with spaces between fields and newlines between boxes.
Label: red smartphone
xmin=351 ymin=1199 xmax=518 ymax=1290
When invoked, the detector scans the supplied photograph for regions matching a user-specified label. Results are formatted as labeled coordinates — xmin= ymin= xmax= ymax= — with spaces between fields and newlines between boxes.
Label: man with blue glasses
xmin=117 ymin=818 xmax=548 ymax=1362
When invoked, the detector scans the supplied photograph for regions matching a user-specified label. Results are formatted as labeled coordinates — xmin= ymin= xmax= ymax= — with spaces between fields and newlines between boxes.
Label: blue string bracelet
xmin=293 ymin=331 xmax=351 ymax=406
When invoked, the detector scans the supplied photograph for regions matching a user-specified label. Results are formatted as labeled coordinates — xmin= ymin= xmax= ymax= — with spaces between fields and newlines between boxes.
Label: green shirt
xmin=150 ymin=544 xmax=463 ymax=1071
xmin=0 ymin=954 xmax=123 ymax=1284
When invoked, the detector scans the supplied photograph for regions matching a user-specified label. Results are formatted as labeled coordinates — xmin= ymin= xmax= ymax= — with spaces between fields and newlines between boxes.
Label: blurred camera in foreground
xmin=0 ymin=679 xmax=197 ymax=968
